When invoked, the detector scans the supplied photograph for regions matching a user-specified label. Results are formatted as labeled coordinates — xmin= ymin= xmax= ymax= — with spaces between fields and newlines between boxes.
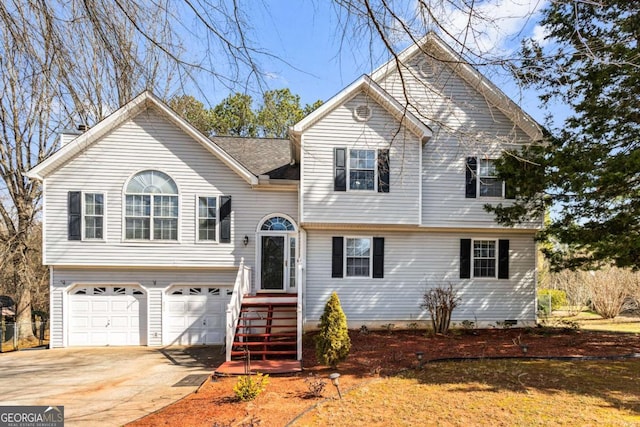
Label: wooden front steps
xmin=231 ymin=296 xmax=298 ymax=361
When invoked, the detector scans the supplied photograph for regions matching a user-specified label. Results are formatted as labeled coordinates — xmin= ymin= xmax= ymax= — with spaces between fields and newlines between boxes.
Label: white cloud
xmin=419 ymin=0 xmax=549 ymax=55
xmin=531 ymin=24 xmax=551 ymax=46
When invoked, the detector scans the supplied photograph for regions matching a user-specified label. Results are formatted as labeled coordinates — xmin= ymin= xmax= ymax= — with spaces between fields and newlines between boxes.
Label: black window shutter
xmin=372 ymin=237 xmax=384 ymax=278
xmin=331 ymin=237 xmax=344 ymax=278
xmin=334 ymin=148 xmax=346 ymax=192
xmin=498 ymin=239 xmax=510 ymax=279
xmin=504 ymin=182 xmax=516 ymax=200
xmin=68 ymin=191 xmax=82 ymax=240
xmin=460 ymin=238 xmax=472 ymax=279
xmin=219 ymin=196 xmax=232 ymax=243
xmin=465 ymin=157 xmax=477 ymax=198
xmin=377 ymin=149 xmax=390 ymax=193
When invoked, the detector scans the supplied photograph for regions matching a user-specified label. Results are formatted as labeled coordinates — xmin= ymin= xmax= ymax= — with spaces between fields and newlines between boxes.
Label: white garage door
xmin=68 ymin=286 xmax=146 ymax=346
xmin=164 ymin=286 xmax=232 ymax=345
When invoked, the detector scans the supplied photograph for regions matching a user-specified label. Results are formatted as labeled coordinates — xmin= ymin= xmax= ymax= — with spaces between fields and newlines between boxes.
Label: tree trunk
xmin=13 ymin=233 xmax=35 ymax=342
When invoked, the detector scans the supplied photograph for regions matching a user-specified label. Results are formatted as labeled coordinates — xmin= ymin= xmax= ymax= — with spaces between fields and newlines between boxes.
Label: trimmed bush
xmin=420 ymin=283 xmax=460 ymax=335
xmin=233 ymin=373 xmax=269 ymax=401
xmin=315 ymin=292 xmax=351 ymax=368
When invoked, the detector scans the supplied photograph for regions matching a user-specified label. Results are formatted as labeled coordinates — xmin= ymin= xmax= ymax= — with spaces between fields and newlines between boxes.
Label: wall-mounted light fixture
xmin=243 ymin=235 xmax=249 ymax=246
xmin=153 ymin=280 xmax=156 ymax=286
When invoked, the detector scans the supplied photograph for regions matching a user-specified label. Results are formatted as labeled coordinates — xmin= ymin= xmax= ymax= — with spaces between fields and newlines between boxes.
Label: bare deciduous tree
xmin=548 ymin=267 xmax=639 ymax=319
xmin=0 ymin=0 xmax=185 ymax=340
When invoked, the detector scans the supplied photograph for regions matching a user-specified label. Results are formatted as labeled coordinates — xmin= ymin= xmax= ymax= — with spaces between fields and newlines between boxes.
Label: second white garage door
xmin=164 ymin=286 xmax=232 ymax=345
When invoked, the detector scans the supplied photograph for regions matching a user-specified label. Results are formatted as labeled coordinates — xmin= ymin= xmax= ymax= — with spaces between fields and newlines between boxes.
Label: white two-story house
xmin=27 ymin=33 xmax=542 ymax=362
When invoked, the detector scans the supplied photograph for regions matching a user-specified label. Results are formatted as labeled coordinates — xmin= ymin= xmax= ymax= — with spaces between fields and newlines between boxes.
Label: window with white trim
xmin=261 ymin=216 xmax=295 ymax=231
xmin=349 ymin=149 xmax=376 ymax=191
xmin=345 ymin=237 xmax=371 ymax=277
xmin=197 ymin=196 xmax=217 ymax=241
xmin=125 ymin=170 xmax=178 ymax=240
xmin=84 ymin=193 xmax=104 ymax=239
xmin=478 ymin=159 xmax=504 ymax=198
xmin=473 ymin=239 xmax=496 ymax=278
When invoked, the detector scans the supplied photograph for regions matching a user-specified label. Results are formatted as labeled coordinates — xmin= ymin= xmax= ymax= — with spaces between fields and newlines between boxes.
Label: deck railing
xmin=225 ymin=258 xmax=251 ymax=362
xmin=296 ymin=262 xmax=303 ymax=360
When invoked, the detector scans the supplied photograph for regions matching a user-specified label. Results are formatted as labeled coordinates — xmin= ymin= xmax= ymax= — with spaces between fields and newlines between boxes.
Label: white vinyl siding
xmin=146 ymin=288 xmax=163 ymax=347
xmin=302 ymin=92 xmax=421 ymax=225
xmin=43 ymin=108 xmax=297 ymax=267
xmin=305 ymin=230 xmax=536 ymax=327
xmin=49 ymin=286 xmax=64 ymax=348
xmin=376 ymin=55 xmax=541 ymax=229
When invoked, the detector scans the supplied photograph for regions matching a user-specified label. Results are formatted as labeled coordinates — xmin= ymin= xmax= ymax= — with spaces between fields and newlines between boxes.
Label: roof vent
xmin=419 ymin=59 xmax=434 ymax=78
xmin=354 ymin=104 xmax=372 ymax=122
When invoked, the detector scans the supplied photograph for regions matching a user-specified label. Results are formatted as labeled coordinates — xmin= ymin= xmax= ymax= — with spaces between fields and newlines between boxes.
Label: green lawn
xmin=550 ymin=310 xmax=640 ymax=333
xmin=294 ymin=359 xmax=640 ymax=426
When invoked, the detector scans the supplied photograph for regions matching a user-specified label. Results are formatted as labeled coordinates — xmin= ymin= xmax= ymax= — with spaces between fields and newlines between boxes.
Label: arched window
xmin=260 ymin=216 xmax=295 ymax=231
xmin=125 ymin=170 xmax=178 ymax=240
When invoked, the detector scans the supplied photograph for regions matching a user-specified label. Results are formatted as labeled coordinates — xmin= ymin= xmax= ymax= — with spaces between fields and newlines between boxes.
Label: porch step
xmin=241 ymin=302 xmax=297 ymax=308
xmin=230 ymin=350 xmax=297 ymax=357
xmin=231 ymin=296 xmax=299 ymax=361
xmin=240 ymin=309 xmax=297 ymax=314
xmin=236 ymin=319 xmax=297 ymax=325
xmin=235 ymin=332 xmax=297 ymax=338
xmin=233 ymin=340 xmax=297 ymax=347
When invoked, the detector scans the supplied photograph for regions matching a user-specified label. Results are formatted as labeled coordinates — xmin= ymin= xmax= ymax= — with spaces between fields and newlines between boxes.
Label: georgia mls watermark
xmin=0 ymin=406 xmax=64 ymax=427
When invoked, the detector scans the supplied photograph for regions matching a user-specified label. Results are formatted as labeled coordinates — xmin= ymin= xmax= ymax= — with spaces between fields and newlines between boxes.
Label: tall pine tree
xmin=487 ymin=0 xmax=640 ymax=270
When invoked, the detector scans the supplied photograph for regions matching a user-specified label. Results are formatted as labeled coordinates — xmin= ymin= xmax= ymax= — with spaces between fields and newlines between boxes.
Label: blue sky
xmin=185 ymin=0 xmax=560 ymax=126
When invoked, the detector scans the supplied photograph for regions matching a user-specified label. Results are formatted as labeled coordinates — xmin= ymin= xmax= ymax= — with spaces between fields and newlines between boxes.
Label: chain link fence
xmin=0 ymin=320 xmax=49 ymax=352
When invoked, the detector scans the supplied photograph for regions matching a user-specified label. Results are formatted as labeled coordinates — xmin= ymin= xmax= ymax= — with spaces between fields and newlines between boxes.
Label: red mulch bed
xmin=128 ymin=328 xmax=640 ymax=427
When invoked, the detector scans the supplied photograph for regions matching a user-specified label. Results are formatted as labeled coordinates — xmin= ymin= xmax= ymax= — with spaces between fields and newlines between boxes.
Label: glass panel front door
xmin=261 ymin=235 xmax=285 ymax=290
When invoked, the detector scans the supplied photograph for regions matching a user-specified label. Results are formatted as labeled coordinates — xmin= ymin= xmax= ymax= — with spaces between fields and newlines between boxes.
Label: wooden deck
xmin=214 ymin=360 xmax=303 ymax=376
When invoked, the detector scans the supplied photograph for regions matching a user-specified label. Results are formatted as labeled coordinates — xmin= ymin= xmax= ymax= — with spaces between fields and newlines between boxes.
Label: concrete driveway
xmin=0 ymin=346 xmax=224 ymax=426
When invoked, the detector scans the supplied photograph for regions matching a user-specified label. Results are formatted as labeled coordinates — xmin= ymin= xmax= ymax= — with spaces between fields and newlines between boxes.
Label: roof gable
xmin=291 ymin=75 xmax=432 ymax=147
xmin=370 ymin=32 xmax=543 ymax=142
xmin=27 ymin=91 xmax=259 ymax=185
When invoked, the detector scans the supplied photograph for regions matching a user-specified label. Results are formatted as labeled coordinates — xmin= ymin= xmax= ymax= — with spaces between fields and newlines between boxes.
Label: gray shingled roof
xmin=213 ymin=136 xmax=298 ymax=179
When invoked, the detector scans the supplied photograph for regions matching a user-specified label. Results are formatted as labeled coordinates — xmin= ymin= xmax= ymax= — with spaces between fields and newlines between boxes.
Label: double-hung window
xmin=84 ymin=193 xmax=104 ymax=239
xmin=334 ymin=148 xmax=390 ymax=192
xmin=473 ymin=240 xmax=496 ymax=278
xmin=349 ymin=149 xmax=376 ymax=191
xmin=332 ymin=236 xmax=385 ymax=278
xmin=465 ymin=157 xmax=509 ymax=199
xmin=478 ymin=159 xmax=503 ymax=197
xmin=67 ymin=191 xmax=105 ymax=241
xmin=346 ymin=237 xmax=371 ymax=277
xmin=197 ymin=196 xmax=217 ymax=241
xmin=125 ymin=170 xmax=178 ymax=241
xmin=460 ymin=238 xmax=509 ymax=279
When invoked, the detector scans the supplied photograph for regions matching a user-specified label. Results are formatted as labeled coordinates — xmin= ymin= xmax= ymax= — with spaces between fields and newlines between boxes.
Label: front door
xmin=261 ymin=235 xmax=285 ymax=290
